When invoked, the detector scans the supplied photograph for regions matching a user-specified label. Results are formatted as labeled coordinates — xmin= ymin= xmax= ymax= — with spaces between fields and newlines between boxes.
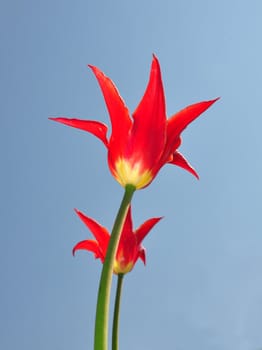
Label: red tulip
xmin=73 ymin=207 xmax=162 ymax=274
xmin=50 ymin=55 xmax=218 ymax=189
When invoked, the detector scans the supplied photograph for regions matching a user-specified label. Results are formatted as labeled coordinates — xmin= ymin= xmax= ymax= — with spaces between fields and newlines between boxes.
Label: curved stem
xmin=112 ymin=274 xmax=124 ymax=350
xmin=94 ymin=185 xmax=136 ymax=350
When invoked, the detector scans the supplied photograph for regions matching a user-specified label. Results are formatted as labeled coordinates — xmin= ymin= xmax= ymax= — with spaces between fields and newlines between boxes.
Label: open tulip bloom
xmin=50 ymin=55 xmax=219 ymax=350
xmin=73 ymin=206 xmax=162 ymax=349
xmin=50 ymin=55 xmax=218 ymax=190
xmin=73 ymin=206 xmax=162 ymax=274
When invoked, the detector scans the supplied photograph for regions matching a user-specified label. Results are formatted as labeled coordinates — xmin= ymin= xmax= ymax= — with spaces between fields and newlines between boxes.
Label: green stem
xmin=94 ymin=184 xmax=136 ymax=350
xmin=112 ymin=274 xmax=124 ymax=350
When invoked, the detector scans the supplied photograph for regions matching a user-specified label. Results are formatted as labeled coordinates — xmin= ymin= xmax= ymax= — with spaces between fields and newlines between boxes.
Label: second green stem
xmin=112 ymin=274 xmax=124 ymax=350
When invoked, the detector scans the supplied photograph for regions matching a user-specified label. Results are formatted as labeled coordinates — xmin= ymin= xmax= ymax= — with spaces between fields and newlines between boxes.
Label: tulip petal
xmin=72 ymin=239 xmax=104 ymax=261
xmin=170 ymin=151 xmax=199 ymax=179
xmin=88 ymin=65 xmax=132 ymax=163
xmin=116 ymin=207 xmax=135 ymax=265
xmin=138 ymin=247 xmax=146 ymax=265
xmin=120 ymin=206 xmax=133 ymax=238
xmin=130 ymin=55 xmax=166 ymax=168
xmin=135 ymin=217 xmax=163 ymax=244
xmin=167 ymin=98 xmax=219 ymax=141
xmin=49 ymin=118 xmax=108 ymax=147
xmin=74 ymin=209 xmax=110 ymax=255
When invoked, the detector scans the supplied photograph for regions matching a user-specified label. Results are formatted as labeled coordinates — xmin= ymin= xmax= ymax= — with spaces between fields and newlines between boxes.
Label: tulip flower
xmin=73 ymin=207 xmax=162 ymax=274
xmin=50 ymin=55 xmax=218 ymax=189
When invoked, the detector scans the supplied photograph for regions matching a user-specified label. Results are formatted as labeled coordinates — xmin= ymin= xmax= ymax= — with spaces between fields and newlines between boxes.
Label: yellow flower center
xmin=114 ymin=158 xmax=153 ymax=189
xmin=113 ymin=259 xmax=134 ymax=274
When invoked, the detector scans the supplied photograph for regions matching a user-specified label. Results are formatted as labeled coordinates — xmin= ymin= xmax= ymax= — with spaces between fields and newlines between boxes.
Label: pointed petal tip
xmin=170 ymin=151 xmax=200 ymax=179
xmin=88 ymin=64 xmax=104 ymax=77
xmin=72 ymin=242 xmax=80 ymax=256
xmin=190 ymin=169 xmax=200 ymax=180
xmin=210 ymin=96 xmax=220 ymax=104
xmin=187 ymin=165 xmax=199 ymax=180
xmin=139 ymin=248 xmax=147 ymax=266
xmin=74 ymin=208 xmax=82 ymax=217
xmin=87 ymin=63 xmax=96 ymax=72
xmin=87 ymin=64 xmax=100 ymax=77
xmin=150 ymin=216 xmax=164 ymax=224
xmin=151 ymin=54 xmax=161 ymax=70
xmin=195 ymin=172 xmax=200 ymax=180
xmin=152 ymin=53 xmax=159 ymax=61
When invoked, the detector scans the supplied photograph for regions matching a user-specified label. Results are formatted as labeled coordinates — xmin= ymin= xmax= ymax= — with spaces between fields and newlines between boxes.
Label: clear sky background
xmin=1 ymin=1 xmax=262 ymax=349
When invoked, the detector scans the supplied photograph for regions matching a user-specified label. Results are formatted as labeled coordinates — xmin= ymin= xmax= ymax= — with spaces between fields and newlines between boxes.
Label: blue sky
xmin=1 ymin=0 xmax=262 ymax=349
